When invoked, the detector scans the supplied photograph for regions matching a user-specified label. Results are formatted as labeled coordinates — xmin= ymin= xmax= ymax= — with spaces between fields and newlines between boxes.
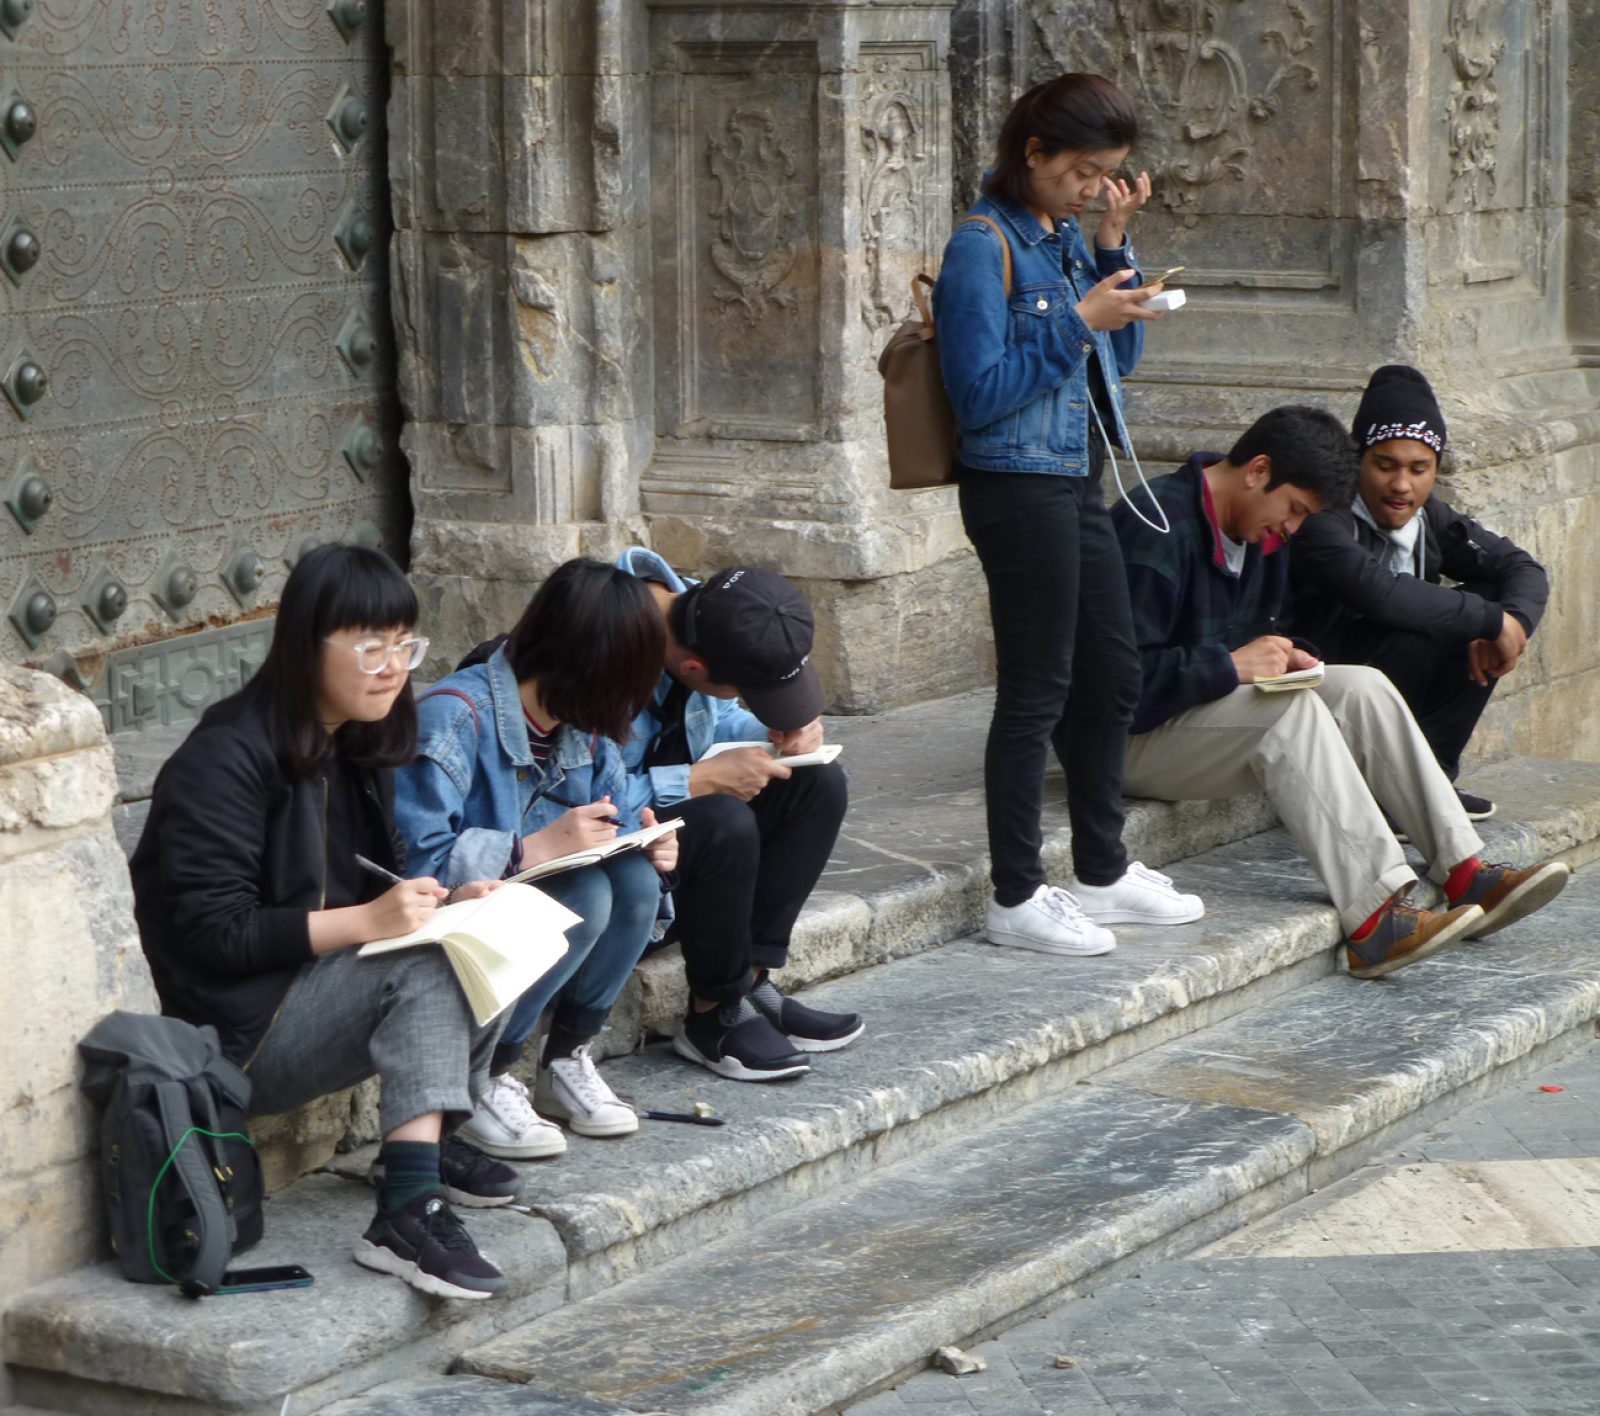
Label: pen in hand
xmin=354 ymin=853 xmax=404 ymax=886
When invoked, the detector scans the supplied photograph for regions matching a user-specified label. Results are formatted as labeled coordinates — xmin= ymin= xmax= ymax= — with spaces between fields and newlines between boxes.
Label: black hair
xmin=1227 ymin=406 xmax=1359 ymax=511
xmin=250 ymin=543 xmax=420 ymax=777
xmin=984 ymin=74 xmax=1140 ymax=208
xmin=504 ymin=559 xmax=665 ymax=743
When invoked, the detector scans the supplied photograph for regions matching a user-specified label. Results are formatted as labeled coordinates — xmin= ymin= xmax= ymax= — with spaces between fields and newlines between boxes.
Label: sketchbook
xmin=505 ymin=818 xmax=683 ymax=886
xmin=359 ymin=883 xmax=580 ymax=1026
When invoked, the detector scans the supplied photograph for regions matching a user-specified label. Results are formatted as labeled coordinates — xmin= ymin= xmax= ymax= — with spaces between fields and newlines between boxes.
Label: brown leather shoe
xmin=1345 ymin=898 xmax=1484 ymax=979
xmin=1451 ymin=860 xmax=1571 ymax=939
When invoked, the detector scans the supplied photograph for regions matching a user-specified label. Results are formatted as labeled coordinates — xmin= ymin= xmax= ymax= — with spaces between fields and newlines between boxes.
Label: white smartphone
xmin=1143 ymin=289 xmax=1187 ymax=314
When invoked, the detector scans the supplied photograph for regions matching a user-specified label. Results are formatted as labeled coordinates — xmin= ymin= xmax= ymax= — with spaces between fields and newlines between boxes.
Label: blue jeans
xmin=500 ymin=851 xmax=660 ymax=1045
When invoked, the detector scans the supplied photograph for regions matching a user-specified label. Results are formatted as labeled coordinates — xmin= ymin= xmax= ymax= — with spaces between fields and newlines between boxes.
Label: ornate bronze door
xmin=0 ymin=0 xmax=401 ymax=731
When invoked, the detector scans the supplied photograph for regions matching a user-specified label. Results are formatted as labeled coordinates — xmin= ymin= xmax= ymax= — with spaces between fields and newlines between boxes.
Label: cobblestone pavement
xmin=847 ymin=1043 xmax=1600 ymax=1416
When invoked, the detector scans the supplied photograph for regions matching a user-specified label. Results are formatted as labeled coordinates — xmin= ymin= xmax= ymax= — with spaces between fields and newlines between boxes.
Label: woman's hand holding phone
xmin=1076 ymin=269 xmax=1164 ymax=331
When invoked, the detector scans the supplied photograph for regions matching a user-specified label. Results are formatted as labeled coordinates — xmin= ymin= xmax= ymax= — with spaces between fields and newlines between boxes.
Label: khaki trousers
xmin=1123 ymin=666 xmax=1483 ymax=934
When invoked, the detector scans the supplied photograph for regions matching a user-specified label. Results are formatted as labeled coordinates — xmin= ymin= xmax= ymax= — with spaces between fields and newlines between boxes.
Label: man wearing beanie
xmin=613 ymin=548 xmax=860 ymax=1081
xmin=1291 ymin=365 xmax=1549 ymax=819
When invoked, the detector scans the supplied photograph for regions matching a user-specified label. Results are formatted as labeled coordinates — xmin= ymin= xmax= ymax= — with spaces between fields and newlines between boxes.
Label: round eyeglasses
xmin=326 ymin=635 xmax=429 ymax=675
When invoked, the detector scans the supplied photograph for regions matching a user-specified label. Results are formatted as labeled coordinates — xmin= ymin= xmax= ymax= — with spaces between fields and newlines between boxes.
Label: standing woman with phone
xmin=394 ymin=560 xmax=678 ymax=1161
xmin=932 ymin=72 xmax=1204 ymax=957
xmin=132 ymin=545 xmax=516 ymax=1300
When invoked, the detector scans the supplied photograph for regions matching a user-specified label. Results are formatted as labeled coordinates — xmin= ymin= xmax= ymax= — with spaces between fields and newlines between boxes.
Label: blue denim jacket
xmin=613 ymin=547 xmax=767 ymax=819
xmin=931 ymin=191 xmax=1144 ymax=475
xmin=393 ymin=644 xmax=634 ymax=889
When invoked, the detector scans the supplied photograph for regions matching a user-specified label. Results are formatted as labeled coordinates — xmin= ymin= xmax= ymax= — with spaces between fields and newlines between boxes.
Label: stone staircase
xmin=7 ymin=691 xmax=1600 ymax=1416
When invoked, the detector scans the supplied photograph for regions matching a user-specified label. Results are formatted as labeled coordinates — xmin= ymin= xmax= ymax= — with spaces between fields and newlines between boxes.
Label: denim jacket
xmin=931 ymin=191 xmax=1144 ymax=475
xmin=392 ymin=644 xmax=634 ymax=889
xmin=613 ymin=547 xmax=767 ymax=818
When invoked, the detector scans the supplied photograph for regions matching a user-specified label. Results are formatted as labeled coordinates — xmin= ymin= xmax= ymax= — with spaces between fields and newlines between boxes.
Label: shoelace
xmin=487 ymin=1072 xmax=541 ymax=1128
xmin=1041 ymin=886 xmax=1092 ymax=926
xmin=1126 ymin=861 xmax=1178 ymax=893
xmin=552 ymin=1045 xmax=619 ymax=1112
xmin=420 ymin=1196 xmax=477 ymax=1253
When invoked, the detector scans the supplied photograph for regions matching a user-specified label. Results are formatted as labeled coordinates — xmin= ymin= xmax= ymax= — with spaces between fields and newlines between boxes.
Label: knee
xmin=692 ymin=792 xmax=761 ymax=852
xmin=795 ymin=759 xmax=848 ymax=824
xmin=607 ymin=851 xmax=664 ymax=921
xmin=1324 ymin=664 xmax=1403 ymax=711
xmin=378 ymin=949 xmax=471 ymax=1021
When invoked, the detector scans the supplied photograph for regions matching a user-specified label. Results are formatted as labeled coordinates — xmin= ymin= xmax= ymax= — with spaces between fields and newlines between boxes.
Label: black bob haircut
xmin=503 ymin=559 xmax=665 ymax=744
xmin=984 ymin=74 xmax=1140 ymax=209
xmin=1227 ymin=405 xmax=1359 ymax=512
xmin=249 ymin=542 xmax=420 ymax=778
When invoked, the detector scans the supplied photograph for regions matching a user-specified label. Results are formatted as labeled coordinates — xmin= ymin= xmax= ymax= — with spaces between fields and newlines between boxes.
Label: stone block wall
xmin=0 ymin=666 xmax=156 ymax=1318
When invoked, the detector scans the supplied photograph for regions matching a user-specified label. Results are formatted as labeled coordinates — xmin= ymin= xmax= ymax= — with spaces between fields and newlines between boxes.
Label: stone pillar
xmin=387 ymin=0 xmax=654 ymax=671
xmin=642 ymin=0 xmax=987 ymax=711
xmin=986 ymin=0 xmax=1599 ymax=762
xmin=0 ymin=667 xmax=156 ymax=1319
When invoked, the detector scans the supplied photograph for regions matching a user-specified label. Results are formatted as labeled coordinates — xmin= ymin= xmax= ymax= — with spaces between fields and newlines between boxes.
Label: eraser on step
xmin=1144 ymin=288 xmax=1186 ymax=314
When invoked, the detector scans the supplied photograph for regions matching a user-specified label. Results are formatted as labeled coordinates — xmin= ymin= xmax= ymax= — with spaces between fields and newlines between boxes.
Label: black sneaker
xmin=353 ymin=1190 xmax=507 ymax=1300
xmin=367 ymin=1136 xmax=521 ymax=1210
xmin=750 ymin=972 xmax=864 ymax=1053
xmin=672 ymin=997 xmax=810 ymax=1082
xmin=1455 ymin=788 xmax=1496 ymax=821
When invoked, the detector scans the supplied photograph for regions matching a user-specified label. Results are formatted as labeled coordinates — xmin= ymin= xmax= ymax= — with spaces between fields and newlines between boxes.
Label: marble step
xmin=446 ymin=865 xmax=1600 ymax=1416
xmin=6 ymin=775 xmax=1594 ymax=1416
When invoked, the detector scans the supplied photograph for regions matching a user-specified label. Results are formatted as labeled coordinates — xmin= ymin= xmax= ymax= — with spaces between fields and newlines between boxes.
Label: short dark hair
xmin=984 ymin=74 xmax=1140 ymax=208
xmin=503 ymin=559 xmax=665 ymax=743
xmin=1227 ymin=405 xmax=1358 ymax=511
xmin=251 ymin=543 xmax=420 ymax=777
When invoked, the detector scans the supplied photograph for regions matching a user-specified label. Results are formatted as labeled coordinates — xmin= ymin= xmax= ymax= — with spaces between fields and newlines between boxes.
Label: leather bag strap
xmin=961 ymin=214 xmax=1012 ymax=297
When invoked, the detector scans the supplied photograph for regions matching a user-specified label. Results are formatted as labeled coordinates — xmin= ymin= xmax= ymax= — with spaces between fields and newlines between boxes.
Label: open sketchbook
xmin=698 ymin=740 xmax=843 ymax=769
xmin=359 ymin=883 xmax=580 ymax=1026
xmin=1253 ymin=663 xmax=1325 ymax=693
xmin=505 ymin=817 xmax=683 ymax=886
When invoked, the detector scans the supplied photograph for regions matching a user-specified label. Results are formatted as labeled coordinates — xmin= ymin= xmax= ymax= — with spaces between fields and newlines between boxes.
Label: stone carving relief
xmin=1443 ymin=0 xmax=1505 ymax=208
xmin=1030 ymin=0 xmax=1321 ymax=223
xmin=861 ymin=89 xmax=926 ymax=329
xmin=706 ymin=109 xmax=800 ymax=323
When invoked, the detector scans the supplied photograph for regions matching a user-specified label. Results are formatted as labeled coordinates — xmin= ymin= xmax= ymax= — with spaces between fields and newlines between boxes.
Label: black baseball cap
xmin=681 ymin=567 xmax=824 ymax=731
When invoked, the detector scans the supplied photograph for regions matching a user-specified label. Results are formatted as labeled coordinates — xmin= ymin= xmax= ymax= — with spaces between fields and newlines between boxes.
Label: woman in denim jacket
xmin=933 ymin=73 xmax=1203 ymax=958
xmin=395 ymin=560 xmax=677 ymax=1159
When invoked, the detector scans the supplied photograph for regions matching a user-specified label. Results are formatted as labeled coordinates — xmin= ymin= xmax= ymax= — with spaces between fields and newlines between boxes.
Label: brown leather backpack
xmin=878 ymin=214 xmax=1013 ymax=490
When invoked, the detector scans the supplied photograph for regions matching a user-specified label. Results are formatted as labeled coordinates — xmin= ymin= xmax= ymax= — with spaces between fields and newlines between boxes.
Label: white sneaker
xmin=1072 ymin=861 xmax=1205 ymax=926
xmin=536 ymin=1044 xmax=639 ymax=1138
xmin=984 ymin=884 xmax=1116 ymax=957
xmin=458 ymin=1072 xmax=567 ymax=1159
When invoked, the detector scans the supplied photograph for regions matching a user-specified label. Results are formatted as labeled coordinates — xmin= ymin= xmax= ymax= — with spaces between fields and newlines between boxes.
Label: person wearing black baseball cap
xmin=1290 ymin=364 xmax=1549 ymax=819
xmin=613 ymin=548 xmax=861 ymax=1081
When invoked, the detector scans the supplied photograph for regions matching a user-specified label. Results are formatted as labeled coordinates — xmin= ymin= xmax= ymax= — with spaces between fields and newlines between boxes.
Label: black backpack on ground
xmin=79 ymin=1011 xmax=265 ymax=1292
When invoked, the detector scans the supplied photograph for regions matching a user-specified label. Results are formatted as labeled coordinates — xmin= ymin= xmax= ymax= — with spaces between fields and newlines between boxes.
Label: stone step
xmin=443 ymin=865 xmax=1600 ymax=1416
xmin=6 ymin=764 xmax=1596 ymax=1415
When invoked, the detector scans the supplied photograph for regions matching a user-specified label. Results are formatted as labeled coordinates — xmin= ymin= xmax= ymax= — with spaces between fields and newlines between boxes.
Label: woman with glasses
xmin=131 ymin=544 xmax=516 ymax=1300
xmin=394 ymin=559 xmax=678 ymax=1159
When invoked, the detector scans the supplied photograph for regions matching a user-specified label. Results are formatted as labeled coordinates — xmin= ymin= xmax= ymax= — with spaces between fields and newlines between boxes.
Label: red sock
xmin=1349 ymin=900 xmax=1389 ymax=942
xmin=1444 ymin=856 xmax=1482 ymax=902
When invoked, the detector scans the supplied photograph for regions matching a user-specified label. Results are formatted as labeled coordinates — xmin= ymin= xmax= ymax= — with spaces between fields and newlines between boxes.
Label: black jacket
xmin=1289 ymin=493 xmax=1548 ymax=657
xmin=129 ymin=688 xmax=405 ymax=1064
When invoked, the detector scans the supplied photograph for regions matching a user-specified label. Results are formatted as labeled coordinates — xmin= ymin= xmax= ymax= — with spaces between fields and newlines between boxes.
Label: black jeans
xmin=665 ymin=761 xmax=849 ymax=1004
xmin=959 ymin=451 xmax=1141 ymax=905
xmin=1329 ymin=616 xmax=1497 ymax=782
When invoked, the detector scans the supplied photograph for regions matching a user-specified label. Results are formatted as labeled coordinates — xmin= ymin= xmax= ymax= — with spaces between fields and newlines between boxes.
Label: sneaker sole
xmin=1347 ymin=905 xmax=1484 ymax=980
xmin=671 ymin=1030 xmax=810 ymax=1082
xmin=454 ymin=1125 xmax=567 ymax=1162
xmin=983 ymin=927 xmax=1115 ymax=958
xmin=352 ymin=1240 xmax=503 ymax=1300
xmin=537 ymin=1097 xmax=640 ymax=1138
xmin=1078 ymin=903 xmax=1205 ymax=926
xmin=1467 ymin=862 xmax=1571 ymax=940
xmin=788 ymin=1020 xmax=866 ymax=1054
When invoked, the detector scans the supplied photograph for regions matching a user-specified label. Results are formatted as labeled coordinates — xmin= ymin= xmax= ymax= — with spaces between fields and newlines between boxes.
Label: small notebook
xmin=1253 ymin=663 xmax=1325 ymax=693
xmin=505 ymin=817 xmax=683 ymax=886
xmin=359 ymin=883 xmax=580 ymax=1026
xmin=698 ymin=740 xmax=843 ymax=769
